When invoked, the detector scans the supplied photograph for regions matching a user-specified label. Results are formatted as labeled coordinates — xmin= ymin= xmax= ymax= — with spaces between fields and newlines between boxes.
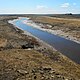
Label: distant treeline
xmin=0 ymin=14 xmax=80 ymax=19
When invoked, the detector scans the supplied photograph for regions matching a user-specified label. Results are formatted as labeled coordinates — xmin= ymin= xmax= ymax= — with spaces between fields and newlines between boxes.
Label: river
xmin=12 ymin=18 xmax=80 ymax=64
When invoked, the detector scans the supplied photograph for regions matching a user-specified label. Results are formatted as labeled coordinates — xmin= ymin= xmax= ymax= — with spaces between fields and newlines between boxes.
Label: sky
xmin=0 ymin=0 xmax=80 ymax=14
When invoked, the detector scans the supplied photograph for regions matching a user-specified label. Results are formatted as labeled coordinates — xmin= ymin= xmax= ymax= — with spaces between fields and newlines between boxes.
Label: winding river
xmin=12 ymin=18 xmax=80 ymax=64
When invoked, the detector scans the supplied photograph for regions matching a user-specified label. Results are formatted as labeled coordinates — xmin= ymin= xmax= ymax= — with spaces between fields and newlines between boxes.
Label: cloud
xmin=33 ymin=5 xmax=57 ymax=14
xmin=61 ymin=3 xmax=70 ymax=8
xmin=73 ymin=3 xmax=76 ymax=6
xmin=36 ymin=5 xmax=47 ymax=10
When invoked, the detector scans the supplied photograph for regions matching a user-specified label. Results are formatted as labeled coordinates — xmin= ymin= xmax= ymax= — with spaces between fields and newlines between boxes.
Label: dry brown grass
xmin=31 ymin=16 xmax=80 ymax=28
xmin=0 ymin=15 xmax=80 ymax=80
xmin=0 ymin=49 xmax=80 ymax=79
xmin=0 ymin=38 xmax=7 ymax=47
xmin=30 ymin=16 xmax=80 ymax=40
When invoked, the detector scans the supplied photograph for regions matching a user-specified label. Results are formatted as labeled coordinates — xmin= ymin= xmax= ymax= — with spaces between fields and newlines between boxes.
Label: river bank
xmin=24 ymin=16 xmax=80 ymax=44
xmin=14 ymin=17 xmax=80 ymax=63
xmin=0 ymin=16 xmax=80 ymax=80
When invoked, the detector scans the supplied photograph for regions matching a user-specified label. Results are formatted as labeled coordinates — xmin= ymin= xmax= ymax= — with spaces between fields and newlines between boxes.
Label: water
xmin=13 ymin=18 xmax=80 ymax=64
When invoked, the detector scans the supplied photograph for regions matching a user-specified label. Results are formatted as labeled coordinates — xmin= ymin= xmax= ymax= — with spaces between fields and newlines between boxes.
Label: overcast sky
xmin=0 ymin=0 xmax=80 ymax=14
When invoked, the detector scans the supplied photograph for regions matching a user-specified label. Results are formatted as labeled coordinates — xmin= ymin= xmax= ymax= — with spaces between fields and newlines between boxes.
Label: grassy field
xmin=29 ymin=16 xmax=80 ymax=41
xmin=0 ymin=49 xmax=80 ymax=80
xmin=0 ymin=15 xmax=80 ymax=80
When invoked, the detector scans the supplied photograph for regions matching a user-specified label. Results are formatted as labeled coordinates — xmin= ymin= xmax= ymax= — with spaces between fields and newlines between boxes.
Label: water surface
xmin=14 ymin=18 xmax=80 ymax=64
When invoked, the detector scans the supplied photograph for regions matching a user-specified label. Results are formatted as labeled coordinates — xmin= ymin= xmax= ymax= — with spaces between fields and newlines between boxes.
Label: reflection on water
xmin=14 ymin=18 xmax=80 ymax=64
